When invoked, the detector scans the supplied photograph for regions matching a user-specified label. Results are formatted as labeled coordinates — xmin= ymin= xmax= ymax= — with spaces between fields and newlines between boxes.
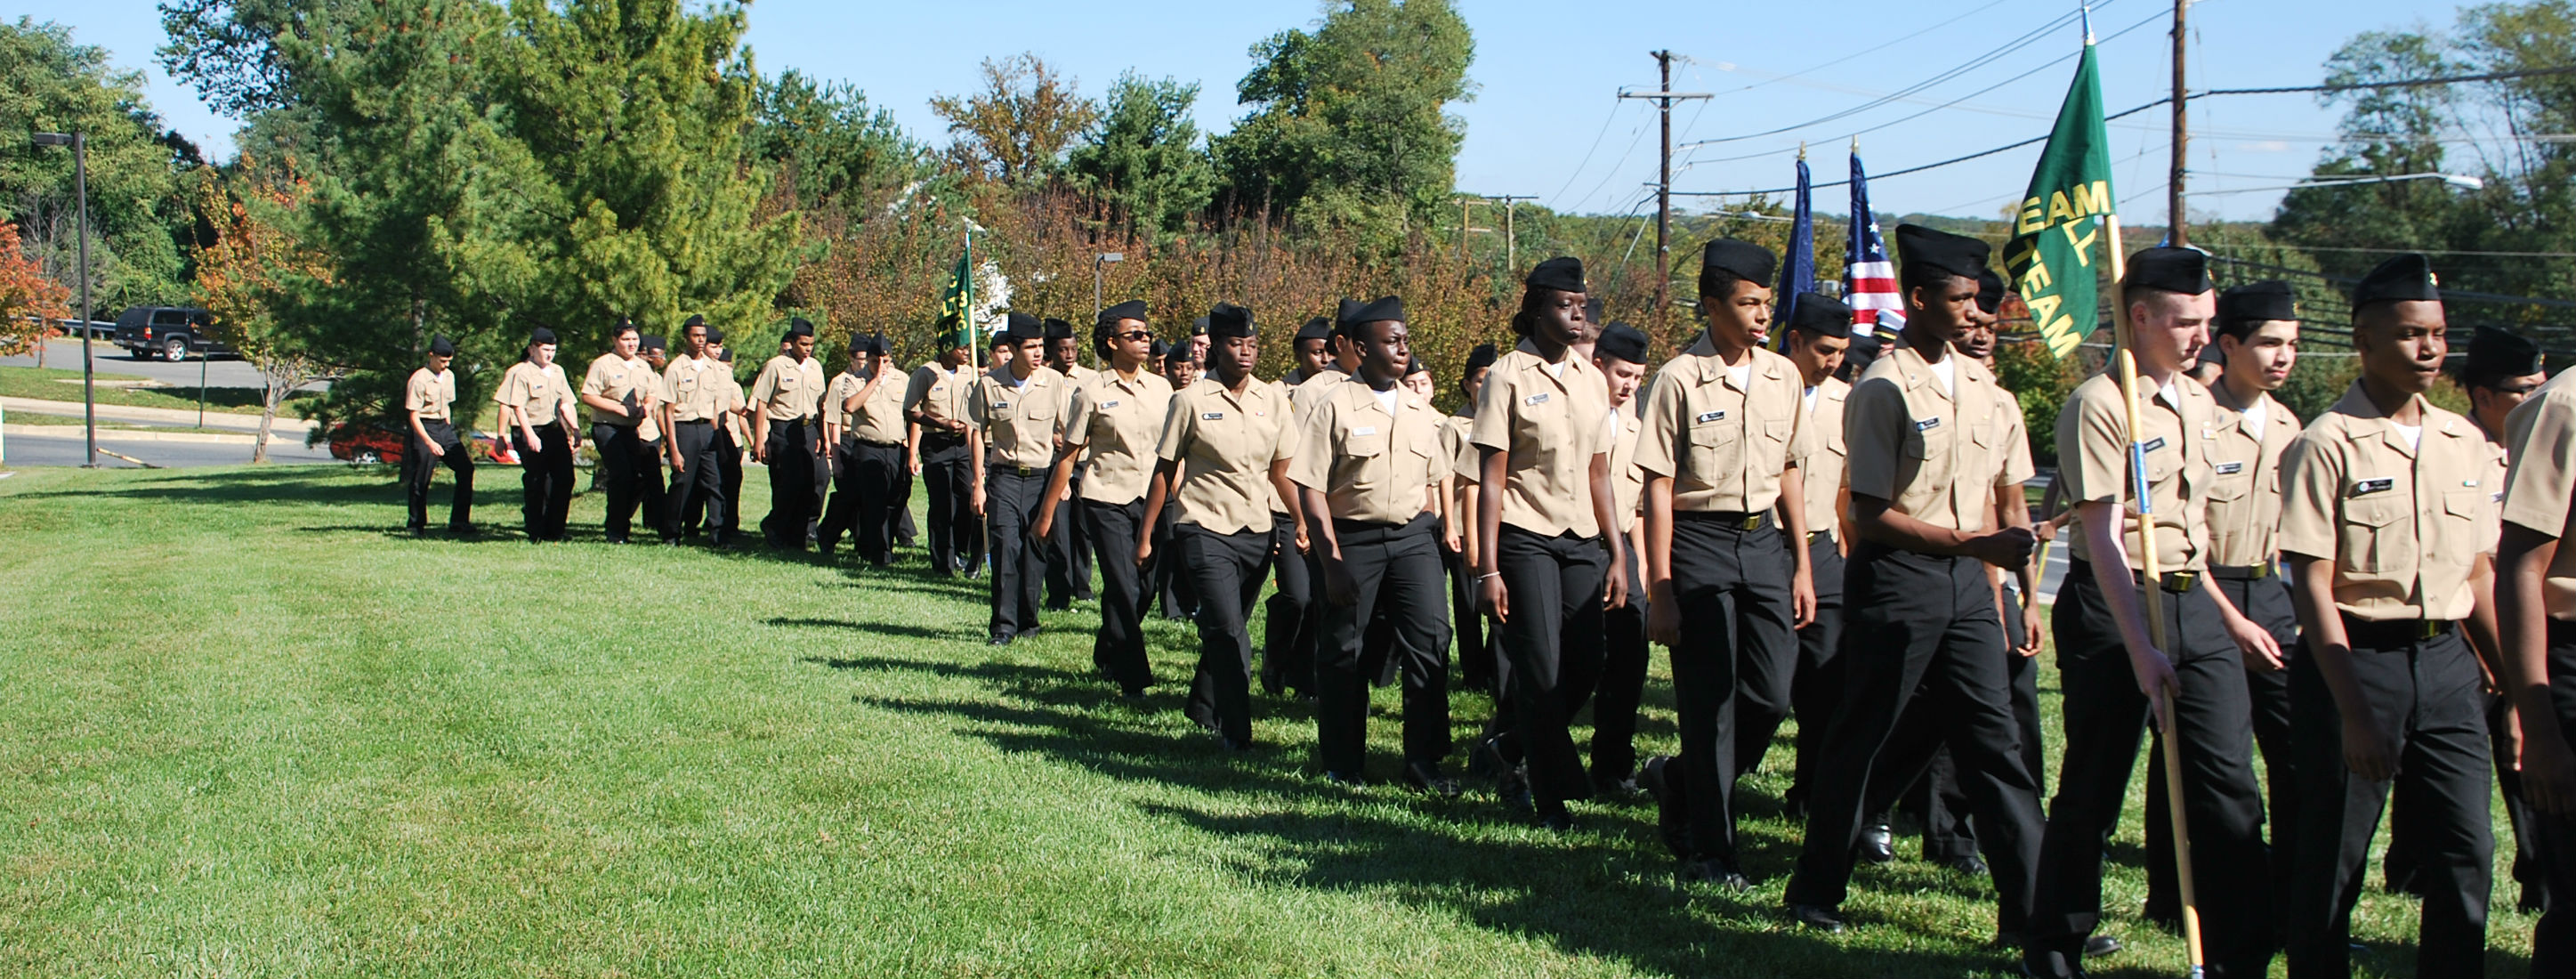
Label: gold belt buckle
xmin=1739 ymin=514 xmax=1764 ymax=531
xmin=2160 ymin=570 xmax=2199 ymax=593
xmin=2417 ymin=619 xmax=2443 ymax=640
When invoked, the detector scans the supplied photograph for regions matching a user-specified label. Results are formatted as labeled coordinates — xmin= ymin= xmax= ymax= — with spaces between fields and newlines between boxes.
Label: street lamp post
xmin=1093 ymin=252 xmax=1123 ymax=368
xmin=32 ymin=132 xmax=95 ymax=468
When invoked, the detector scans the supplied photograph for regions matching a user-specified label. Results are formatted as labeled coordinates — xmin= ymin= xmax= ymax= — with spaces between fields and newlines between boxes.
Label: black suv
xmin=113 ymin=306 xmax=232 ymax=362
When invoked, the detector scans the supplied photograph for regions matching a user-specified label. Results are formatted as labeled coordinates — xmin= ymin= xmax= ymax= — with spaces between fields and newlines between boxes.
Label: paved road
xmin=3 ymin=344 xmax=328 ymax=391
xmin=1 ymin=426 xmax=336 ymax=468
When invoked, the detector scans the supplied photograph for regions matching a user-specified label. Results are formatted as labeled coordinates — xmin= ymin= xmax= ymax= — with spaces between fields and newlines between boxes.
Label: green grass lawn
xmin=0 ymin=364 xmax=321 ymax=417
xmin=0 ymin=465 xmax=2540 ymax=976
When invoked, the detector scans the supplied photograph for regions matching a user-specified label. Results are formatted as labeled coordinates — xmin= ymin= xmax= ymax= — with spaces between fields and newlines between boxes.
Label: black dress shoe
xmin=1477 ymin=736 xmax=1531 ymax=814
xmin=1538 ymin=809 xmax=1575 ymax=834
xmin=1789 ymin=903 xmax=1845 ymax=933
xmin=1679 ymin=858 xmax=1751 ymax=892
xmin=1322 ymin=769 xmax=1368 ymax=788
xmin=1591 ymin=770 xmax=1642 ymax=798
xmin=1942 ymin=854 xmax=1989 ymax=877
xmin=1021 ymin=624 xmax=1045 ymax=638
xmin=1640 ymin=756 xmax=1690 ymax=858
xmin=988 ymin=634 xmax=1014 ymax=646
xmin=448 ymin=523 xmax=477 ymax=536
xmin=1857 ymin=820 xmax=1895 ymax=863
xmin=1117 ymin=688 xmax=1150 ymax=707
xmin=2082 ymin=934 xmax=2120 ymax=957
xmin=1402 ymin=761 xmax=1463 ymax=798
xmin=408 ymin=526 xmax=430 ymax=538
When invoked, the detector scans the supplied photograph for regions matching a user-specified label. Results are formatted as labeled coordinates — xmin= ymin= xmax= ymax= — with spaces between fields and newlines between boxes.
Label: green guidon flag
xmin=935 ymin=239 xmax=975 ymax=347
xmin=2003 ymin=41 xmax=2116 ymax=358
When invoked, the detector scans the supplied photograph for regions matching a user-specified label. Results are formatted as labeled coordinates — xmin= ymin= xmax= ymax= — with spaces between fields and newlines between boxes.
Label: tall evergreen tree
xmin=1063 ymin=72 xmax=1217 ymax=238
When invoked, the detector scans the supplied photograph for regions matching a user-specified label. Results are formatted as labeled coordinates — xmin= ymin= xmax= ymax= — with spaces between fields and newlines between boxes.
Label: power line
xmin=1546 ymin=98 xmax=1632 ymax=209
xmin=1713 ymin=0 xmax=2021 ymax=99
xmin=1683 ymin=4 xmax=2101 ymax=149
xmin=2200 ymin=64 xmax=2576 ymax=98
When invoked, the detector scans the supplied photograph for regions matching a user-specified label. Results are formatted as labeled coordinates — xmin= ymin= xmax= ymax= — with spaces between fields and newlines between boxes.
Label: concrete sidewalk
xmin=0 ymin=396 xmax=319 ymax=440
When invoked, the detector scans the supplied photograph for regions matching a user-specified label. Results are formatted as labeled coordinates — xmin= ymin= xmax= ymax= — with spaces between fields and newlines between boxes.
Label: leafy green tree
xmin=2270 ymin=31 xmax=2467 ymax=281
xmin=1063 ymin=72 xmax=1216 ymax=238
xmin=753 ymin=69 xmax=933 ymax=214
xmin=1 ymin=18 xmax=198 ymax=312
xmin=928 ymin=53 xmax=1097 ymax=187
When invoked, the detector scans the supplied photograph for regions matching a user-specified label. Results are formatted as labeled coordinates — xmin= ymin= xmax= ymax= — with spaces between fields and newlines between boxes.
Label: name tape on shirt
xmin=1353 ymin=425 xmax=1378 ymax=437
xmin=1915 ymin=417 xmax=1942 ymax=432
xmin=1695 ymin=409 xmax=1726 ymax=424
xmin=2142 ymin=436 xmax=2168 ymax=454
xmin=2214 ymin=461 xmax=2245 ymax=475
xmin=2352 ymin=477 xmax=2395 ymax=496
xmin=993 ymin=401 xmax=1010 ymax=410
xmin=1524 ymin=392 xmax=1550 ymax=406
xmin=1102 ymin=400 xmax=1119 ymax=409
xmin=1201 ymin=411 xmax=1225 ymax=420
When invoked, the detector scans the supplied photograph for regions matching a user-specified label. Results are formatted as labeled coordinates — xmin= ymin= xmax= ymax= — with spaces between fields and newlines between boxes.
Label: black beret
xmin=1337 ymin=295 xmax=1405 ymax=331
xmin=682 ymin=313 xmax=707 ymax=328
xmin=427 ymin=335 xmax=456 ymax=357
xmin=1041 ymin=317 xmax=1073 ymax=340
xmin=783 ymin=317 xmax=814 ymax=339
xmin=1207 ymin=303 xmax=1255 ymax=340
xmin=2353 ymin=253 xmax=2441 ymax=308
xmin=1525 ymin=256 xmax=1587 ymax=294
xmin=1465 ymin=343 xmax=1498 ymax=372
xmin=1977 ymin=270 xmax=2007 ymax=315
xmin=1895 ymin=223 xmax=1989 ymax=286
xmin=2466 ymin=325 xmax=2544 ymax=381
xmin=1190 ymin=316 xmax=1210 ymax=336
xmin=1004 ymin=312 xmax=1045 ymax=343
xmin=1788 ymin=293 xmax=1853 ymax=337
xmin=1097 ymin=300 xmax=1149 ymax=328
xmin=2123 ymin=247 xmax=2212 ymax=295
xmin=1296 ymin=315 xmax=1336 ymax=344
xmin=1584 ymin=296 xmax=1604 ymax=326
xmin=705 ymin=326 xmax=726 ymax=344
xmin=1149 ymin=339 xmax=1171 ymax=359
xmin=2217 ymin=281 xmax=2297 ymax=333
xmin=1701 ymin=238 xmax=1778 ymax=287
xmin=1595 ymin=322 xmax=1650 ymax=365
xmin=639 ymin=335 xmax=665 ymax=352
xmin=529 ymin=327 xmax=558 ymax=345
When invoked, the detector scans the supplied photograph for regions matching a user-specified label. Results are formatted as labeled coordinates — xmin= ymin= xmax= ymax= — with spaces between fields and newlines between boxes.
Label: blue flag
xmin=1773 ymin=153 xmax=1815 ymax=347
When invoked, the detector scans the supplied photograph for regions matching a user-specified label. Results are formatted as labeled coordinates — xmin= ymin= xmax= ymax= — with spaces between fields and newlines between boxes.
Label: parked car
xmin=112 ymin=306 xmax=233 ymax=362
xmin=327 ymin=422 xmax=408 ymax=465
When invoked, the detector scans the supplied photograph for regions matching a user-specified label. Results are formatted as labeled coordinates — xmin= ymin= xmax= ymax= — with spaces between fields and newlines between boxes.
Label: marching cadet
xmin=1633 ymin=239 xmax=1815 ymax=887
xmin=636 ymin=335 xmax=671 ymax=538
xmin=1265 ymin=315 xmax=1344 ymax=699
xmin=1151 ymin=303 xmax=1298 ymax=748
xmin=750 ymin=319 xmax=828 ymax=551
xmin=1472 ymin=256 xmax=1626 ymax=832
xmin=1448 ymin=344 xmax=1499 ymax=694
xmin=402 ymin=335 xmax=474 ymax=535
xmin=906 ymin=328 xmax=981 ymax=577
xmin=1782 ymin=225 xmax=2042 ymax=936
xmin=2276 ymin=254 xmax=2502 ymax=979
xmin=1587 ymin=323 xmax=1651 ymax=797
xmin=820 ymin=333 xmax=906 ymax=564
xmin=1043 ymin=318 xmax=1099 ymax=609
xmin=579 ymin=320 xmax=659 ymax=544
xmin=971 ymin=313 xmax=1064 ymax=645
xmin=2496 ymin=326 xmax=2576 ymax=975
xmin=1296 ymin=297 xmax=1456 ymax=789
xmin=2024 ymin=247 xmax=2274 ymax=979
xmin=1151 ymin=336 xmax=1203 ymax=619
xmin=1771 ymin=295 xmax=1854 ymax=819
xmin=496 ymin=327 xmax=582 ymax=542
xmin=714 ymin=338 xmax=750 ymax=543
xmin=661 ymin=317 xmax=728 ymax=546
xmin=1039 ymin=301 xmax=1173 ymax=700
xmin=2143 ymin=279 xmax=2305 ymax=926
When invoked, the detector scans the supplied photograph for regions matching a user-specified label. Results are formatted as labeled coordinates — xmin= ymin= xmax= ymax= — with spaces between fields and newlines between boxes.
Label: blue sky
xmin=24 ymin=0 xmax=2467 ymax=223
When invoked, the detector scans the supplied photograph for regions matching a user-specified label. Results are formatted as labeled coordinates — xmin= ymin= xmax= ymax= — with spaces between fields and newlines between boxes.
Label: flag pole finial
xmin=1797 ymin=141 xmax=1807 ymax=161
xmin=2082 ymin=3 xmax=2095 ymax=44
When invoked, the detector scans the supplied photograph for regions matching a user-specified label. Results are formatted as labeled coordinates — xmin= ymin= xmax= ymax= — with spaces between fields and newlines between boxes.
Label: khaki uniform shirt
xmin=749 ymin=354 xmax=826 ymax=422
xmin=2055 ymin=372 xmax=2217 ymax=573
xmin=718 ymin=371 xmax=751 ymax=446
xmin=1471 ymin=341 xmax=1614 ymax=538
xmin=661 ymin=355 xmax=723 ymax=423
xmin=1634 ymin=336 xmax=1813 ymax=514
xmin=579 ymin=352 xmax=655 ymax=428
xmin=969 ymin=366 xmax=1069 ymax=471
xmin=1610 ymin=405 xmax=1643 ymax=535
xmin=1444 ymin=413 xmax=1479 ymax=485
xmin=1064 ymin=368 xmax=1176 ymax=506
xmin=1781 ymin=377 xmax=1851 ymax=540
xmin=405 ymin=368 xmax=456 ymax=422
xmin=494 ymin=360 xmax=574 ymax=426
xmin=1158 ymin=377 xmax=1296 ymax=534
xmin=2206 ymin=390 xmax=2303 ymax=570
xmin=1290 ymin=368 xmax=1351 ymax=424
xmin=1290 ymin=380 xmax=1441 ymax=525
xmin=1844 ymin=341 xmax=2031 ymax=533
xmin=2502 ymin=367 xmax=2576 ymax=619
xmin=830 ymin=368 xmax=907 ymax=444
xmin=905 ymin=362 xmax=973 ymax=438
xmin=2278 ymin=383 xmax=2497 ymax=622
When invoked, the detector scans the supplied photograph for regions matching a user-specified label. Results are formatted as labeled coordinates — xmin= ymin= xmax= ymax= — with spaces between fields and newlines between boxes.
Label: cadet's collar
xmin=1891 ymin=344 xmax=1954 ymax=402
xmin=2330 ymin=379 xmax=2419 ymax=421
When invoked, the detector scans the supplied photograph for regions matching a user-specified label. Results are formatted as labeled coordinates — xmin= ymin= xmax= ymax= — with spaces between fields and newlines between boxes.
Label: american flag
xmin=1844 ymin=151 xmax=1904 ymax=339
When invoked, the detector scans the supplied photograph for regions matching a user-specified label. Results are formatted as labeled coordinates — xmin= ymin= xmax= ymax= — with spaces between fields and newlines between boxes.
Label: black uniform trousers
xmin=513 ymin=422 xmax=575 ymax=541
xmin=1180 ymin=522 xmax=1275 ymax=745
xmin=1785 ymin=533 xmax=1847 ymax=813
xmin=760 ymin=418 xmax=822 ymax=549
xmin=2284 ymin=619 xmax=2491 ymax=979
xmin=666 ymin=421 xmax=726 ymax=542
xmin=1661 ymin=514 xmax=1797 ymax=863
xmin=1315 ymin=514 xmax=1452 ymax=776
xmin=983 ymin=467 xmax=1049 ymax=641
xmin=817 ymin=437 xmax=866 ymax=554
xmin=2148 ymin=570 xmax=2300 ymax=927
xmin=1784 ymin=544 xmax=2041 ymax=935
xmin=1084 ymin=498 xmax=1151 ymax=694
xmin=716 ymin=426 xmax=745 ymax=537
xmin=1448 ymin=540 xmax=1491 ymax=692
xmin=1152 ymin=503 xmax=1197 ymax=619
xmin=636 ymin=436 xmax=668 ymax=540
xmin=821 ymin=440 xmax=905 ymax=562
xmin=1592 ymin=534 xmax=1649 ymax=786
xmin=2026 ymin=565 xmax=2270 ymax=979
xmin=592 ymin=422 xmax=648 ymax=541
xmin=2386 ymin=697 xmax=2548 ymax=912
xmin=2531 ymin=619 xmax=2576 ymax=976
xmin=1881 ymin=580 xmax=2044 ymax=862
xmin=1493 ymin=525 xmax=1610 ymax=813
xmin=1264 ymin=514 xmax=1317 ymax=696
xmin=1046 ymin=474 xmax=1096 ymax=606
xmin=404 ymin=420 xmax=473 ymax=530
xmin=919 ymin=433 xmax=977 ymax=574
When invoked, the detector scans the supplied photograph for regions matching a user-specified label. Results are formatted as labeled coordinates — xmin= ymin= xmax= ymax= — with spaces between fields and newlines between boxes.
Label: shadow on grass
xmin=773 ymin=618 xmax=974 ymax=643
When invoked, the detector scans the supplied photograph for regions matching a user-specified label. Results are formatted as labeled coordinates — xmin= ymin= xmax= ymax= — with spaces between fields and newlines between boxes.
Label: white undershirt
xmin=1927 ymin=356 xmax=1956 ymax=398
xmin=1803 ymin=384 xmax=1821 ymax=415
xmin=2157 ymin=380 xmax=2180 ymax=409
xmin=1546 ymin=358 xmax=1568 ymax=379
xmin=1727 ymin=361 xmax=1753 ymax=390
xmin=2392 ymin=422 xmax=2422 ymax=451
xmin=1010 ymin=371 xmax=1030 ymax=391
xmin=1371 ymin=386 xmax=1401 ymax=416
xmin=2239 ymin=399 xmax=2268 ymax=441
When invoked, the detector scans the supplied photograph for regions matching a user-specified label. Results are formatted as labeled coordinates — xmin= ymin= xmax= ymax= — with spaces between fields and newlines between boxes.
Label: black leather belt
xmin=674 ymin=419 xmax=711 ymax=426
xmin=2210 ymin=562 xmax=2274 ymax=580
xmin=1807 ymin=530 xmax=1833 ymax=545
xmin=998 ymin=465 xmax=1044 ymax=478
xmin=1679 ymin=510 xmax=1769 ymax=531
xmin=2069 ymin=557 xmax=2198 ymax=594
xmin=2340 ymin=614 xmax=2455 ymax=646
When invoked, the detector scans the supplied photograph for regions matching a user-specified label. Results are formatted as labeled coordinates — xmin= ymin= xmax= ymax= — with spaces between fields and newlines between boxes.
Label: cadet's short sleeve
xmin=579 ymin=360 xmax=609 ymax=399
xmin=1449 ymin=420 xmax=1479 ymax=483
xmin=1062 ymin=384 xmax=1098 ymax=450
xmin=493 ymin=366 xmax=524 ymax=406
xmin=2056 ymin=383 xmax=2128 ymax=505
xmin=902 ymin=367 xmax=934 ymax=413
xmin=967 ymin=377 xmax=993 ymax=428
xmin=1469 ymin=370 xmax=1514 ymax=454
xmin=1270 ymin=394 xmax=1297 ymax=464
xmin=1288 ymin=395 xmax=1334 ymax=491
xmin=1634 ymin=370 xmax=1684 ymax=479
xmin=2503 ymin=395 xmax=2576 ymax=540
xmin=1842 ymin=376 xmax=1903 ymax=501
xmin=1996 ymin=394 xmax=2033 ymax=488
xmin=1155 ymin=391 xmax=1192 ymax=463
xmin=2275 ymin=429 xmax=2343 ymax=562
xmin=2478 ymin=441 xmax=2504 ymax=553
xmin=747 ymin=362 xmax=779 ymax=406
xmin=1786 ymin=386 xmax=1816 ymax=471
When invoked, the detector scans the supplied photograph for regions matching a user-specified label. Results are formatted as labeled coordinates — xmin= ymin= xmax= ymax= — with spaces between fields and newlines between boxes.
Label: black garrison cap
xmin=1149 ymin=338 xmax=1171 ymax=359
xmin=2466 ymin=325 xmax=2544 ymax=381
xmin=1190 ymin=316 xmax=1210 ymax=336
xmin=783 ymin=317 xmax=814 ymax=340
xmin=1295 ymin=315 xmax=1334 ymax=344
xmin=1977 ymin=270 xmax=2007 ymax=314
xmin=1788 ymin=293 xmax=1853 ymax=337
xmin=1584 ymin=296 xmax=1604 ymax=326
xmin=2123 ymin=247 xmax=2213 ymax=295
xmin=1098 ymin=300 xmax=1149 ymax=328
xmin=639 ymin=334 xmax=665 ymax=352
xmin=2352 ymin=253 xmax=2441 ymax=308
xmin=1701 ymin=238 xmax=1778 ymax=286
xmin=529 ymin=327 xmax=558 ymax=345
xmin=682 ymin=313 xmax=707 ymax=329
xmin=1207 ymin=303 xmax=1255 ymax=339
xmin=1337 ymin=295 xmax=1405 ymax=332
xmin=1406 ymin=356 xmax=1430 ymax=376
xmin=1595 ymin=322 xmax=1650 ymax=364
xmin=1465 ymin=343 xmax=1499 ymax=371
xmin=1004 ymin=312 xmax=1044 ymax=343
xmin=427 ymin=335 xmax=456 ymax=356
xmin=717 ymin=348 xmax=735 ymax=364
xmin=2217 ymin=281 xmax=2297 ymax=331
xmin=705 ymin=326 xmax=727 ymax=344
xmin=1895 ymin=223 xmax=1989 ymax=286
xmin=1041 ymin=317 xmax=1073 ymax=341
xmin=851 ymin=333 xmax=887 ymax=356
xmin=1525 ymin=256 xmax=1587 ymax=294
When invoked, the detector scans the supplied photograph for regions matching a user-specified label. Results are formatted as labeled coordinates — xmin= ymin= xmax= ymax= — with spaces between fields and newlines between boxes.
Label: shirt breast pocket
xmin=1688 ymin=418 xmax=1740 ymax=482
xmin=2341 ymin=497 xmax=2414 ymax=574
xmin=2437 ymin=490 xmax=2483 ymax=563
xmin=1343 ymin=428 xmax=1388 ymax=458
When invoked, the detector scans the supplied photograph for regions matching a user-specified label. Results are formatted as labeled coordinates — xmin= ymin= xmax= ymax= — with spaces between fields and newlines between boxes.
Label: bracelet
xmin=1477 ymin=572 xmax=1503 ymax=582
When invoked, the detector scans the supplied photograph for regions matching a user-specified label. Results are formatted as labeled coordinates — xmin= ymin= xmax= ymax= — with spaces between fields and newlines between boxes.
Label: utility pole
xmin=1621 ymin=53 xmax=1709 ymax=339
xmin=1489 ymin=194 xmax=1535 ymax=273
xmin=2168 ymin=0 xmax=2190 ymax=247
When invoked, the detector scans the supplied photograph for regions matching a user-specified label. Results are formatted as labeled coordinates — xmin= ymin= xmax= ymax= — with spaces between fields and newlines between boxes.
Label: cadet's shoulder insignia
xmin=1696 ymin=409 xmax=1726 ymax=424
xmin=2214 ymin=461 xmax=2245 ymax=475
xmin=2352 ymin=477 xmax=2394 ymax=495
